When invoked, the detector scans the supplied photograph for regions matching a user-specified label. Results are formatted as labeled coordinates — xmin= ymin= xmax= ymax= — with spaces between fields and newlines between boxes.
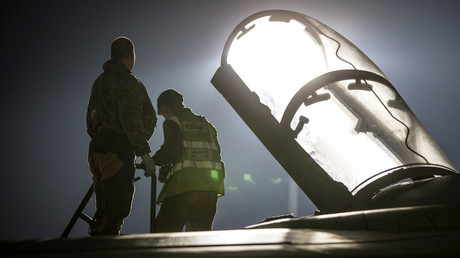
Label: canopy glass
xmin=225 ymin=11 xmax=457 ymax=193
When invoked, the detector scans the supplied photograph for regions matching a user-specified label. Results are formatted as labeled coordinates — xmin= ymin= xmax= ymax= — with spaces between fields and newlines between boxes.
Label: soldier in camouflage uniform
xmin=86 ymin=37 xmax=157 ymax=236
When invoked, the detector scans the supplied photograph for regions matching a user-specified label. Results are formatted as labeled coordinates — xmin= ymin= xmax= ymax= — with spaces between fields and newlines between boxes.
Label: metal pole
xmin=135 ymin=163 xmax=156 ymax=233
xmin=150 ymin=174 xmax=157 ymax=233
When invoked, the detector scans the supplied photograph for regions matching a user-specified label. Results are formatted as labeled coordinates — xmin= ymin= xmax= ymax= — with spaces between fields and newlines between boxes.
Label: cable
xmin=321 ymin=33 xmax=429 ymax=164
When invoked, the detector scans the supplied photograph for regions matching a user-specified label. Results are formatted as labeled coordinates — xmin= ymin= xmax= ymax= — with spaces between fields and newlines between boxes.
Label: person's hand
xmin=141 ymin=154 xmax=156 ymax=177
xmin=158 ymin=165 xmax=172 ymax=183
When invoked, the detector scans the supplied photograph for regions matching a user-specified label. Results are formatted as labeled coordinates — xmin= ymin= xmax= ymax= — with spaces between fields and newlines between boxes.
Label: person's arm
xmin=86 ymin=94 xmax=97 ymax=139
xmin=139 ymin=82 xmax=157 ymax=140
xmin=152 ymin=119 xmax=182 ymax=166
xmin=118 ymin=79 xmax=152 ymax=156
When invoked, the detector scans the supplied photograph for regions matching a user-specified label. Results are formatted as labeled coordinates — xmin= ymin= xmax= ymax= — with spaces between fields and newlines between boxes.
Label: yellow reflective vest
xmin=157 ymin=110 xmax=225 ymax=204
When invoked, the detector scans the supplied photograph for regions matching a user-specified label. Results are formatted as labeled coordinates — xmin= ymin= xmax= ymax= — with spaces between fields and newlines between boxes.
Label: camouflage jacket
xmin=86 ymin=59 xmax=157 ymax=156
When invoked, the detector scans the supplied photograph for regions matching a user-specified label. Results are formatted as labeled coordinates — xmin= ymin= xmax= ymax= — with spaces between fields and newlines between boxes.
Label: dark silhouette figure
xmin=86 ymin=37 xmax=156 ymax=236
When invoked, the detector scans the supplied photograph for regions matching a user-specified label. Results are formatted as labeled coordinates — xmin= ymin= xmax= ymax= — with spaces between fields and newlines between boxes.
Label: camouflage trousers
xmin=88 ymin=128 xmax=135 ymax=236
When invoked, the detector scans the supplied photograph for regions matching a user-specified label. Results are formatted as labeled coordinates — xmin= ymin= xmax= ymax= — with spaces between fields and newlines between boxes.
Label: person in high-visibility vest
xmin=152 ymin=89 xmax=225 ymax=232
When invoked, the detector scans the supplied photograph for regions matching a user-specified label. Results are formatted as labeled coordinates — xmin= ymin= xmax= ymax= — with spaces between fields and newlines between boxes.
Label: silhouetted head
xmin=111 ymin=36 xmax=135 ymax=71
xmin=157 ymin=89 xmax=184 ymax=118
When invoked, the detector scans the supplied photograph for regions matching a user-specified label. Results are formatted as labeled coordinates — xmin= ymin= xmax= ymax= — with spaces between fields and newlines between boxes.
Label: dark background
xmin=2 ymin=0 xmax=459 ymax=239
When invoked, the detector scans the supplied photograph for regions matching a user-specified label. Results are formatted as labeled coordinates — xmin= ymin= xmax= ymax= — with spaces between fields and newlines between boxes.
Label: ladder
xmin=61 ymin=164 xmax=156 ymax=237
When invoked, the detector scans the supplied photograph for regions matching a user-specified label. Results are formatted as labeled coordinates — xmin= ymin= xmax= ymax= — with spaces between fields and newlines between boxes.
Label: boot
xmin=90 ymin=215 xmax=123 ymax=236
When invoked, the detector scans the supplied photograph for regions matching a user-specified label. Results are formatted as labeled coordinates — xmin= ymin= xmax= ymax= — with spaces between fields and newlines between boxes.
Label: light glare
xmin=228 ymin=17 xmax=327 ymax=121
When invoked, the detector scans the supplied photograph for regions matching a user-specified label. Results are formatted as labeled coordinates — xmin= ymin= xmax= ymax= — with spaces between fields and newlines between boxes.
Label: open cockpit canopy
xmin=213 ymin=10 xmax=457 ymax=211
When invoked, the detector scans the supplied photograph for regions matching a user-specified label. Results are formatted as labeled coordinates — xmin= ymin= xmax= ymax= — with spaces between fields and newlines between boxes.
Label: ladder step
xmin=79 ymin=212 xmax=93 ymax=225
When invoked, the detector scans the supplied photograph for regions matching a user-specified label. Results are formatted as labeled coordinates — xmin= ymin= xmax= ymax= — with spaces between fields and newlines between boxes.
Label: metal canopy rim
xmin=220 ymin=9 xmax=323 ymax=66
xmin=280 ymin=69 xmax=394 ymax=128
